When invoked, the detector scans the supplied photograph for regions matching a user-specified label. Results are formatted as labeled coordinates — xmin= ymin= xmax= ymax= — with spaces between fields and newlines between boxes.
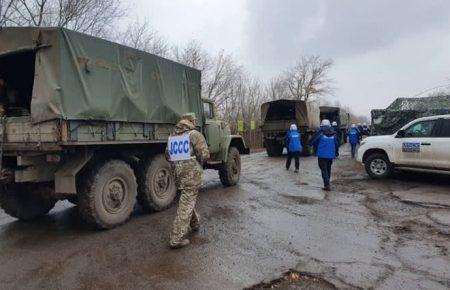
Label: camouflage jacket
xmin=166 ymin=119 xmax=210 ymax=164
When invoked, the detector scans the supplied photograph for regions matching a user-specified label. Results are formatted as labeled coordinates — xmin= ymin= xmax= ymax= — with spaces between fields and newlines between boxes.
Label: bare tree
xmin=172 ymin=41 xmax=243 ymax=115
xmin=0 ymin=0 xmax=15 ymax=26
xmin=0 ymin=0 xmax=125 ymax=36
xmin=266 ymin=76 xmax=288 ymax=100
xmin=117 ymin=20 xmax=170 ymax=57
xmin=284 ymin=56 xmax=334 ymax=101
xmin=171 ymin=40 xmax=211 ymax=71
xmin=203 ymin=50 xmax=241 ymax=107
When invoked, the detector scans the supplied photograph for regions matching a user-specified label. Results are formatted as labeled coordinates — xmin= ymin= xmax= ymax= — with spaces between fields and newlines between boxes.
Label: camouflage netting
xmin=371 ymin=95 xmax=450 ymax=135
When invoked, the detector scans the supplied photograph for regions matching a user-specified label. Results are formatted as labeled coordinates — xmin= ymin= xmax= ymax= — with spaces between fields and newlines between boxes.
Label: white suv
xmin=357 ymin=115 xmax=450 ymax=178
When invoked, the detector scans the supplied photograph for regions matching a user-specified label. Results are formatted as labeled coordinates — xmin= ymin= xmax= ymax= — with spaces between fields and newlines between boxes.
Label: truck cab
xmin=357 ymin=115 xmax=450 ymax=178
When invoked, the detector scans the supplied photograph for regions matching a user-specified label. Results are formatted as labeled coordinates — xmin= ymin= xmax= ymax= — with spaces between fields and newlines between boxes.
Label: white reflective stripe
xmin=168 ymin=133 xmax=191 ymax=161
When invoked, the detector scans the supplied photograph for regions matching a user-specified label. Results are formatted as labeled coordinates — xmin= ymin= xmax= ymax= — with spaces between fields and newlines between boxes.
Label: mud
xmin=0 ymin=145 xmax=449 ymax=289
xmin=246 ymin=270 xmax=336 ymax=289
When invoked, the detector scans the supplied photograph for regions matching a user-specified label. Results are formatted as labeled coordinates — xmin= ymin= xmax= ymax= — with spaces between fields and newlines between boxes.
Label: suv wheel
xmin=365 ymin=153 xmax=393 ymax=179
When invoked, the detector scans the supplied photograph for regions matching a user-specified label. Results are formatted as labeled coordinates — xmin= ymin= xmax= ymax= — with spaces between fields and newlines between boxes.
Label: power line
xmin=411 ymin=83 xmax=450 ymax=98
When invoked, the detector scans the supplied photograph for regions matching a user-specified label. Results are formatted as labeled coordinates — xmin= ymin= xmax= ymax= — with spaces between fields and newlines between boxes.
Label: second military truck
xmin=0 ymin=27 xmax=248 ymax=229
xmin=319 ymin=106 xmax=350 ymax=144
xmin=261 ymin=99 xmax=320 ymax=156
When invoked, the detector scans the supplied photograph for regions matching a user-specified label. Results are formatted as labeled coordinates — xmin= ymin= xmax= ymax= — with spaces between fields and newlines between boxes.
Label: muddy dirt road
xmin=0 ymin=146 xmax=449 ymax=289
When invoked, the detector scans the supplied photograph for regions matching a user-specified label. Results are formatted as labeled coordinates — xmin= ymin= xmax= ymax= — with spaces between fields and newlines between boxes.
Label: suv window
xmin=404 ymin=120 xmax=436 ymax=138
xmin=203 ymin=102 xmax=213 ymax=119
xmin=438 ymin=119 xmax=450 ymax=137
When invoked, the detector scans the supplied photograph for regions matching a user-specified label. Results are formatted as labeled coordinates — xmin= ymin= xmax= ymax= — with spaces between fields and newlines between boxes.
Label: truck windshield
xmin=0 ymin=50 xmax=36 ymax=117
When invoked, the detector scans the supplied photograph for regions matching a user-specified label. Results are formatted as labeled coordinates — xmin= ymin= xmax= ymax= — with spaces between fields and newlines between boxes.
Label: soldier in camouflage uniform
xmin=166 ymin=113 xmax=210 ymax=249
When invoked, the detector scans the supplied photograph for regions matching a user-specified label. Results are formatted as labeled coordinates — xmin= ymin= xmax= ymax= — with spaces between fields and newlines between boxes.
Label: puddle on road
xmin=246 ymin=270 xmax=336 ymax=290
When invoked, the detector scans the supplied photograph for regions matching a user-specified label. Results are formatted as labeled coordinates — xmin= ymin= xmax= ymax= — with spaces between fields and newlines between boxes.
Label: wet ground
xmin=0 ymin=145 xmax=449 ymax=289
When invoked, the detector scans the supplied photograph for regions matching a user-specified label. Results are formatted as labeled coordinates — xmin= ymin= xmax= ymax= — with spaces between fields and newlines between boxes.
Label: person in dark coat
xmin=361 ymin=123 xmax=371 ymax=137
xmin=309 ymin=119 xmax=339 ymax=191
xmin=285 ymin=124 xmax=302 ymax=173
xmin=348 ymin=124 xmax=361 ymax=158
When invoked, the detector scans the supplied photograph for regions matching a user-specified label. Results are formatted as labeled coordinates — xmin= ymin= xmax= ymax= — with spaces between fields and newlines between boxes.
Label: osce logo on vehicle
xmin=168 ymin=134 xmax=191 ymax=161
xmin=402 ymin=142 xmax=420 ymax=153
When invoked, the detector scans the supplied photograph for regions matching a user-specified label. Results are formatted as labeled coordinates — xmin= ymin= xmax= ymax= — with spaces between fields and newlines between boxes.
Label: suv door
xmin=433 ymin=118 xmax=450 ymax=170
xmin=393 ymin=119 xmax=437 ymax=168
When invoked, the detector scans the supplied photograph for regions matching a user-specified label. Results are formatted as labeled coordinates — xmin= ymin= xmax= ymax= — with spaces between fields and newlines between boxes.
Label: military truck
xmin=319 ymin=106 xmax=350 ymax=144
xmin=0 ymin=27 xmax=249 ymax=229
xmin=261 ymin=99 xmax=320 ymax=156
xmin=371 ymin=95 xmax=450 ymax=135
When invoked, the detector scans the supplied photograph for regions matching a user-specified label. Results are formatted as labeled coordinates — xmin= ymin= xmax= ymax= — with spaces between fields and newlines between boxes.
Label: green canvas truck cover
xmin=0 ymin=27 xmax=203 ymax=125
xmin=371 ymin=95 xmax=450 ymax=135
xmin=261 ymin=99 xmax=320 ymax=130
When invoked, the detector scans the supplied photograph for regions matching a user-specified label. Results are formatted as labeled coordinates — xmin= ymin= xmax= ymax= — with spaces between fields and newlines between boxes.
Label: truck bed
xmin=0 ymin=116 xmax=173 ymax=152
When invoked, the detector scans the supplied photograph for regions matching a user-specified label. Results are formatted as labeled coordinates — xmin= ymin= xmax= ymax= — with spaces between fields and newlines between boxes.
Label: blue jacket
xmin=348 ymin=127 xmax=361 ymax=145
xmin=309 ymin=125 xmax=339 ymax=159
xmin=285 ymin=129 xmax=302 ymax=153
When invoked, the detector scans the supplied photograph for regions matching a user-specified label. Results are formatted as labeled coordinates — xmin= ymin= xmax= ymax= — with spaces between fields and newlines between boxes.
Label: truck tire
xmin=365 ymin=153 xmax=393 ymax=179
xmin=267 ymin=143 xmax=283 ymax=157
xmin=78 ymin=160 xmax=137 ymax=229
xmin=137 ymin=154 xmax=177 ymax=212
xmin=219 ymin=147 xmax=241 ymax=187
xmin=302 ymin=144 xmax=313 ymax=156
xmin=0 ymin=183 xmax=56 ymax=221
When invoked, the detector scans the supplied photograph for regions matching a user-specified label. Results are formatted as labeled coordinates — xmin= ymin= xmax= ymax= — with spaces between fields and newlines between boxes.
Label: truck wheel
xmin=365 ymin=153 xmax=393 ymax=179
xmin=78 ymin=160 xmax=137 ymax=229
xmin=266 ymin=145 xmax=275 ymax=157
xmin=302 ymin=144 xmax=313 ymax=156
xmin=137 ymin=154 xmax=177 ymax=212
xmin=219 ymin=147 xmax=241 ymax=187
xmin=0 ymin=183 xmax=56 ymax=221
xmin=67 ymin=196 xmax=78 ymax=205
xmin=274 ymin=144 xmax=284 ymax=156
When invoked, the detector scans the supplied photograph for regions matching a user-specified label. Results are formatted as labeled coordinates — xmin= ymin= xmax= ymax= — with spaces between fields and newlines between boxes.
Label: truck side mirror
xmin=396 ymin=130 xmax=405 ymax=138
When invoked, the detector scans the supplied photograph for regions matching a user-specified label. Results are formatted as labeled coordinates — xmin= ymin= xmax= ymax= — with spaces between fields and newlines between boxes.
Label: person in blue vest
xmin=309 ymin=119 xmax=339 ymax=191
xmin=285 ymin=124 xmax=302 ymax=173
xmin=348 ymin=124 xmax=361 ymax=158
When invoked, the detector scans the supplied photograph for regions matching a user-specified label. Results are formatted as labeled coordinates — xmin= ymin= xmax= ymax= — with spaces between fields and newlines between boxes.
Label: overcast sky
xmin=128 ymin=0 xmax=450 ymax=117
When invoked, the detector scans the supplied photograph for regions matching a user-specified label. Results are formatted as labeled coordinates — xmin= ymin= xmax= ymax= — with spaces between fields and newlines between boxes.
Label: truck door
xmin=433 ymin=118 xmax=450 ymax=170
xmin=393 ymin=119 xmax=437 ymax=168
xmin=203 ymin=101 xmax=221 ymax=154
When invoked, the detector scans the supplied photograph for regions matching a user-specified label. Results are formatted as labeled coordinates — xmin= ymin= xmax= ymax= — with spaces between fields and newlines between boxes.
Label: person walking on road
xmin=166 ymin=113 xmax=210 ymax=249
xmin=348 ymin=124 xmax=361 ymax=158
xmin=310 ymin=119 xmax=339 ymax=191
xmin=332 ymin=121 xmax=341 ymax=145
xmin=285 ymin=124 xmax=302 ymax=173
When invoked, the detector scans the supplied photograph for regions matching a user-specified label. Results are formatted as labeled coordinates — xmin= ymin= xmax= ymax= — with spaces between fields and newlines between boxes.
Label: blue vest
xmin=287 ymin=130 xmax=302 ymax=153
xmin=349 ymin=128 xmax=360 ymax=145
xmin=317 ymin=134 xmax=336 ymax=159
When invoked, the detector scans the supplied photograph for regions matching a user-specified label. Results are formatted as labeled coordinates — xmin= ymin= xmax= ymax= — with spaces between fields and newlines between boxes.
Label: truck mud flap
xmin=55 ymin=152 xmax=93 ymax=194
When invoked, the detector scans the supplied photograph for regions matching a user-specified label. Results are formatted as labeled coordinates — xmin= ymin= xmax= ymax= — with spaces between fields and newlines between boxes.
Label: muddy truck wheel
xmin=78 ymin=160 xmax=137 ymax=229
xmin=137 ymin=154 xmax=177 ymax=212
xmin=219 ymin=147 xmax=241 ymax=187
xmin=266 ymin=141 xmax=283 ymax=157
xmin=365 ymin=153 xmax=393 ymax=179
xmin=0 ymin=183 xmax=56 ymax=221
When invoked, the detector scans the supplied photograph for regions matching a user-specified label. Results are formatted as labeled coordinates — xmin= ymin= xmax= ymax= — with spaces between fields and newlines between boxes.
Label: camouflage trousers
xmin=169 ymin=159 xmax=203 ymax=245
